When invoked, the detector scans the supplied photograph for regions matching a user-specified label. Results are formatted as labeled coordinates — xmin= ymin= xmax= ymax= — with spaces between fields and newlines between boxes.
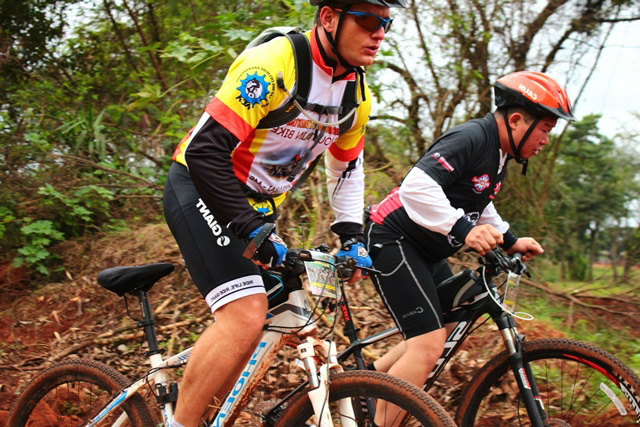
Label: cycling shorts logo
xmin=472 ymin=174 xmax=491 ymax=193
xmin=217 ymin=236 xmax=230 ymax=247
xmin=402 ymin=306 xmax=423 ymax=319
xmin=237 ymin=71 xmax=270 ymax=108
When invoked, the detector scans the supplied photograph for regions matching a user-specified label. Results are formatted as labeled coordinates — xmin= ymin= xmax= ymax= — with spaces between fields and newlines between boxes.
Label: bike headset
xmin=307 ymin=0 xmax=407 ymax=122
xmin=493 ymin=70 xmax=575 ymax=175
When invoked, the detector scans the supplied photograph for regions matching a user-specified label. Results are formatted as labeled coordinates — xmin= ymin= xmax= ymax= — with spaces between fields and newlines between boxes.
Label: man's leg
xmin=374 ymin=328 xmax=447 ymax=427
xmin=173 ymin=293 xmax=268 ymax=427
xmin=372 ymin=322 xmax=456 ymax=373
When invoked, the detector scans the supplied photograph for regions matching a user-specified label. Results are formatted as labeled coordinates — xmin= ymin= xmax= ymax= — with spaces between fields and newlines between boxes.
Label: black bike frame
xmin=336 ymin=267 xmax=551 ymax=427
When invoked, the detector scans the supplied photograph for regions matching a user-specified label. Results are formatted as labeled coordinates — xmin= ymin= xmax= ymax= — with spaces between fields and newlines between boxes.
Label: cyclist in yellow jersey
xmin=163 ymin=1 xmax=407 ymax=426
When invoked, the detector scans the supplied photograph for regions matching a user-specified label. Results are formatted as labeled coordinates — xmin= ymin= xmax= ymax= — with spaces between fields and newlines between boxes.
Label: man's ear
xmin=508 ymin=111 xmax=524 ymax=131
xmin=319 ymin=6 xmax=337 ymax=32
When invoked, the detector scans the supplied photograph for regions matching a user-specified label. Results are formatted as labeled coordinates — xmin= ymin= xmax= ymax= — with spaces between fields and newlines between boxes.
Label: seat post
xmin=136 ymin=289 xmax=163 ymax=356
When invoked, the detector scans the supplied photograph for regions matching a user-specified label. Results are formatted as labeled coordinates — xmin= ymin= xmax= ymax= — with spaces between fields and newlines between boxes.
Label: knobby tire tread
xmin=455 ymin=337 xmax=640 ymax=427
xmin=274 ymin=370 xmax=456 ymax=426
xmin=6 ymin=358 xmax=154 ymax=427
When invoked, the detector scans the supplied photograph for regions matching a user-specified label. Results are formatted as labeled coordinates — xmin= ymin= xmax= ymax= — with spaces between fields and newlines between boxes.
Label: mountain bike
xmin=6 ymin=225 xmax=455 ymax=427
xmin=336 ymin=249 xmax=640 ymax=427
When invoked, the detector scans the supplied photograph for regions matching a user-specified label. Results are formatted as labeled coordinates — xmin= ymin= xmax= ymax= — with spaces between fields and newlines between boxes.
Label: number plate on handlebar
xmin=303 ymin=252 xmax=339 ymax=299
xmin=501 ymin=271 xmax=521 ymax=312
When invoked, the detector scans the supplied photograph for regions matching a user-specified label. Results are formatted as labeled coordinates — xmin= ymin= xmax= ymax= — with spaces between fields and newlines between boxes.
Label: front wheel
xmin=274 ymin=370 xmax=456 ymax=426
xmin=6 ymin=358 xmax=155 ymax=427
xmin=456 ymin=337 xmax=640 ymax=426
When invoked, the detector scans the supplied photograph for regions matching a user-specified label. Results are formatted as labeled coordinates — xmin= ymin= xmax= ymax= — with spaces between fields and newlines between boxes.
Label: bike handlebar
xmin=283 ymin=248 xmax=380 ymax=280
xmin=481 ymin=249 xmax=529 ymax=277
xmin=244 ymin=228 xmax=380 ymax=280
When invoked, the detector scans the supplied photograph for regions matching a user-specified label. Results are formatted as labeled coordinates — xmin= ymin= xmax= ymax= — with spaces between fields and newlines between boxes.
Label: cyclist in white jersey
xmin=163 ymin=1 xmax=407 ymax=426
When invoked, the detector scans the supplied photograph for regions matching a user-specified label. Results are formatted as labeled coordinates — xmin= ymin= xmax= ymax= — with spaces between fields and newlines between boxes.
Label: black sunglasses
xmin=334 ymin=9 xmax=394 ymax=33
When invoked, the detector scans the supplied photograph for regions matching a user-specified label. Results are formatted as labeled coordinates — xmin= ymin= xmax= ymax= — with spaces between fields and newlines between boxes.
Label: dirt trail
xmin=1 ymin=223 xmax=637 ymax=425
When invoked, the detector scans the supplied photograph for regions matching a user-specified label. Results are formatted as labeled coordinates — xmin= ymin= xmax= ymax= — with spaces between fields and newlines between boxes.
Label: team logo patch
xmin=472 ymin=174 xmax=490 ymax=193
xmin=236 ymin=71 xmax=270 ymax=108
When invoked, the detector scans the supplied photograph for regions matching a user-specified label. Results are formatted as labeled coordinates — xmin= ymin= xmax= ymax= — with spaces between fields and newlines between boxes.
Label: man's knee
xmin=216 ymin=294 xmax=268 ymax=335
xmin=406 ymin=329 xmax=447 ymax=363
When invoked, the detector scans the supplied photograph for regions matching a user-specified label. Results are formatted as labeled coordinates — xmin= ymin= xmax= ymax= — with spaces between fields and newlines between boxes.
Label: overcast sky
xmin=564 ymin=19 xmax=640 ymax=139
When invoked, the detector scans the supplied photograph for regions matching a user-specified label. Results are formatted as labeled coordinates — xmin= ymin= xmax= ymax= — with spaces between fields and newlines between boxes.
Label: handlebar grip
xmin=242 ymin=223 xmax=276 ymax=260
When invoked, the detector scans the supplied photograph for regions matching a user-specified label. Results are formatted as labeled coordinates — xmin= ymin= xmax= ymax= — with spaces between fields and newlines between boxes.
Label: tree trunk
xmin=588 ymin=222 xmax=600 ymax=282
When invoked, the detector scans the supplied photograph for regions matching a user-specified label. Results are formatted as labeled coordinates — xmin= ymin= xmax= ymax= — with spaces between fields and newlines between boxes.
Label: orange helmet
xmin=494 ymin=71 xmax=575 ymax=121
xmin=310 ymin=0 xmax=407 ymax=6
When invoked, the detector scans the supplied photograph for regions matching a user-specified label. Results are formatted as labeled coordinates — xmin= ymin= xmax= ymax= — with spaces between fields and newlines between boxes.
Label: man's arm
xmin=183 ymin=114 xmax=264 ymax=239
xmin=400 ymin=167 xmax=505 ymax=255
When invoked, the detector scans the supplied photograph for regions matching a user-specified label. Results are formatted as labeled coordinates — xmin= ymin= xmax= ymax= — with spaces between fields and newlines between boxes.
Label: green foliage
xmin=37 ymin=183 xmax=114 ymax=235
xmin=2 ymin=0 xmax=638 ymax=288
xmin=12 ymin=220 xmax=65 ymax=275
xmin=0 ymin=0 xmax=317 ymax=277
xmin=0 ymin=206 xmax=16 ymax=241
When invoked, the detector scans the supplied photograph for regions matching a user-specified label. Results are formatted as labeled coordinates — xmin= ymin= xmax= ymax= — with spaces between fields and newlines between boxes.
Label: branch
xmin=513 ymin=0 xmax=572 ymax=69
xmin=525 ymin=279 xmax=631 ymax=315
xmin=121 ymin=0 xmax=169 ymax=92
xmin=52 ymin=153 xmax=163 ymax=191
xmin=409 ymin=0 xmax=440 ymax=91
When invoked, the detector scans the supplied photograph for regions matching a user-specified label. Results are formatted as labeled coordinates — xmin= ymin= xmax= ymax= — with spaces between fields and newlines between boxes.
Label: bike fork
xmin=298 ymin=338 xmax=358 ymax=427
xmin=500 ymin=322 xmax=550 ymax=427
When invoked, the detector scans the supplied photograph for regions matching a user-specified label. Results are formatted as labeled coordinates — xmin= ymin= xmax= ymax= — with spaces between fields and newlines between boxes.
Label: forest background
xmin=1 ymin=0 xmax=640 ymax=419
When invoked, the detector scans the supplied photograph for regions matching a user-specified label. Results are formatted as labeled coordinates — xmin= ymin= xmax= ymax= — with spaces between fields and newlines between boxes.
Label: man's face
xmin=331 ymin=4 xmax=391 ymax=67
xmin=514 ymin=115 xmax=558 ymax=159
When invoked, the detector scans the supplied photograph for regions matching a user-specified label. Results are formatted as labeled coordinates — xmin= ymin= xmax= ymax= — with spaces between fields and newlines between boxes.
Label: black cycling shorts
xmin=365 ymin=221 xmax=453 ymax=340
xmin=163 ymin=162 xmax=266 ymax=313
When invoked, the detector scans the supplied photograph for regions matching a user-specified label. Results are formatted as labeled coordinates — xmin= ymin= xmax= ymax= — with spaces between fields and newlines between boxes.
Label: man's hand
xmin=336 ymin=239 xmax=372 ymax=283
xmin=464 ymin=224 xmax=504 ymax=255
xmin=507 ymin=237 xmax=543 ymax=261
xmin=248 ymin=225 xmax=288 ymax=269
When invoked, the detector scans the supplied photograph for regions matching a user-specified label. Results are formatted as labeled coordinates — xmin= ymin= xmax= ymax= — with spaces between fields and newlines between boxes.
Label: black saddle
xmin=97 ymin=263 xmax=175 ymax=296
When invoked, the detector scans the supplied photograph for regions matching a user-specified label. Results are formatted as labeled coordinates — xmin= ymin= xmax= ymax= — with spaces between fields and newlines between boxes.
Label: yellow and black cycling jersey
xmin=172 ymin=29 xmax=371 ymax=239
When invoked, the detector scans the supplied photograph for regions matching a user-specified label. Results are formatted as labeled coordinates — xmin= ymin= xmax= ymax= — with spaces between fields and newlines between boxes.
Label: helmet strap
xmin=503 ymin=108 xmax=540 ymax=176
xmin=322 ymin=5 xmax=358 ymax=79
xmin=316 ymin=7 xmax=367 ymax=100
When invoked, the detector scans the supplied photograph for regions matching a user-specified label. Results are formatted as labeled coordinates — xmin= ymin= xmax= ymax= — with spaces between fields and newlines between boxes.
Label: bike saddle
xmin=97 ymin=262 xmax=175 ymax=296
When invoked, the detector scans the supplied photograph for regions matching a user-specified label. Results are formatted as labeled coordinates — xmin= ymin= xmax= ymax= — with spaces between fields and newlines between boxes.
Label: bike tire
xmin=273 ymin=370 xmax=456 ymax=427
xmin=6 ymin=358 xmax=155 ymax=427
xmin=456 ymin=337 xmax=640 ymax=426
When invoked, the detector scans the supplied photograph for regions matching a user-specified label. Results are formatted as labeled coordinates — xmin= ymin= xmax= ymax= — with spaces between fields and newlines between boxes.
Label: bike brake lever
xmin=242 ymin=223 xmax=276 ymax=260
xmin=358 ymin=265 xmax=381 ymax=276
xmin=335 ymin=256 xmax=381 ymax=275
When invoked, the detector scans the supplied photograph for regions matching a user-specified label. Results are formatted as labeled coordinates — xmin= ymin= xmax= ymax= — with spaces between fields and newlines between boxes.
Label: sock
xmin=169 ymin=419 xmax=187 ymax=427
xmin=367 ymin=362 xmax=376 ymax=371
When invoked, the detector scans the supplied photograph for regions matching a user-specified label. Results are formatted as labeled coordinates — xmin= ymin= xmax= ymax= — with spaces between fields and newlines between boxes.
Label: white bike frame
xmin=85 ymin=285 xmax=357 ymax=427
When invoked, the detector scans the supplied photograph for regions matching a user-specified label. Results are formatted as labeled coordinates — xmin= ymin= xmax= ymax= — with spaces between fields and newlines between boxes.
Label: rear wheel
xmin=456 ymin=338 xmax=640 ymax=426
xmin=6 ymin=358 xmax=154 ymax=427
xmin=274 ymin=370 xmax=456 ymax=426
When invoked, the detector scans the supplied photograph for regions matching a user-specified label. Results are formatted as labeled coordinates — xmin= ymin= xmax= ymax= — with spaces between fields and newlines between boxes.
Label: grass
xmin=519 ymin=262 xmax=640 ymax=375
